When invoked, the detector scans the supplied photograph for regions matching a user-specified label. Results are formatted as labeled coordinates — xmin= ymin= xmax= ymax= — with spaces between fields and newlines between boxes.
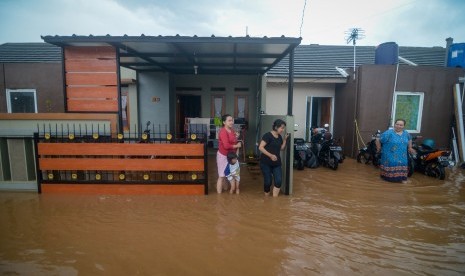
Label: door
xmin=307 ymin=97 xmax=333 ymax=140
xmin=176 ymin=95 xmax=201 ymax=136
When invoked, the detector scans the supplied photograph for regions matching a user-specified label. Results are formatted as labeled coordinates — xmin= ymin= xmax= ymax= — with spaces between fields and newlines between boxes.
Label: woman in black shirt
xmin=258 ymin=119 xmax=289 ymax=197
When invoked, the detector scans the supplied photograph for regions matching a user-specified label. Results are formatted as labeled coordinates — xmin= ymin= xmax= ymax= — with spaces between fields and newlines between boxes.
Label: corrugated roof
xmin=0 ymin=43 xmax=62 ymax=63
xmin=42 ymin=35 xmax=301 ymax=75
xmin=268 ymin=44 xmax=446 ymax=78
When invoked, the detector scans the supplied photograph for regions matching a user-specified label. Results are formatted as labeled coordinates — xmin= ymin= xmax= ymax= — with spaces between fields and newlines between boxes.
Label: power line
xmin=299 ymin=0 xmax=308 ymax=38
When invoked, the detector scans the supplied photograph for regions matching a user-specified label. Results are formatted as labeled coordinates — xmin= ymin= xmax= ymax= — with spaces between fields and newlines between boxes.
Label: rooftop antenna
xmin=345 ymin=28 xmax=365 ymax=80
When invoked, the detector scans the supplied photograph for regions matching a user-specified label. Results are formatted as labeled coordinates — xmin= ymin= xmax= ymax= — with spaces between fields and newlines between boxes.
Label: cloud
xmin=0 ymin=0 xmax=463 ymax=46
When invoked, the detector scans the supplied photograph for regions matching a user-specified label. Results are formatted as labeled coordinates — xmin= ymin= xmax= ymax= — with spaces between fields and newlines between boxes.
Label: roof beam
xmin=111 ymin=42 xmax=171 ymax=72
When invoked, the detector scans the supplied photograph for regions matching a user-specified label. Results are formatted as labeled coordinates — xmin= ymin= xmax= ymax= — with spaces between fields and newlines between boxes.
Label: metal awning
xmin=42 ymin=35 xmax=301 ymax=75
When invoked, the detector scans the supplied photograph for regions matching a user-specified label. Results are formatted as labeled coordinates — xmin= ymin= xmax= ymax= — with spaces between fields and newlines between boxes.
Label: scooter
xmin=293 ymin=138 xmax=307 ymax=170
xmin=311 ymin=125 xmax=343 ymax=170
xmin=357 ymin=130 xmax=381 ymax=167
xmin=408 ymin=136 xmax=453 ymax=180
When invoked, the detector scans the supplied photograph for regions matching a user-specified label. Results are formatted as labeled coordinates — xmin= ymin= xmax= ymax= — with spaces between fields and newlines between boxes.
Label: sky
xmin=0 ymin=0 xmax=464 ymax=47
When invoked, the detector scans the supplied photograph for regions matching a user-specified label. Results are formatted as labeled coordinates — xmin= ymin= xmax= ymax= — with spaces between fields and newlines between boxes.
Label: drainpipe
xmin=445 ymin=37 xmax=453 ymax=67
xmin=285 ymin=49 xmax=295 ymax=195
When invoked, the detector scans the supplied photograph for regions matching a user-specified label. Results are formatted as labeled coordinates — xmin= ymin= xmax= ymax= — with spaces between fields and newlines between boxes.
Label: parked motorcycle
xmin=311 ymin=125 xmax=343 ymax=170
xmin=357 ymin=130 xmax=381 ymax=166
xmin=294 ymin=138 xmax=307 ymax=170
xmin=408 ymin=136 xmax=453 ymax=180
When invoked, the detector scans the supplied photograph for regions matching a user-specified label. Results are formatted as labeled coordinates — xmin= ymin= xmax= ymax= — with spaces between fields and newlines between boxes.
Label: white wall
xmin=265 ymin=82 xmax=335 ymax=139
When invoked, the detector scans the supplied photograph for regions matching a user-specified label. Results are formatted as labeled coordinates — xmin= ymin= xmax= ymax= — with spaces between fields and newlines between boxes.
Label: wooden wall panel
xmin=66 ymin=73 xmax=117 ymax=86
xmin=67 ymin=86 xmax=117 ymax=99
xmin=65 ymin=59 xmax=116 ymax=72
xmin=64 ymin=46 xmax=116 ymax=59
xmin=67 ymin=99 xmax=118 ymax=112
xmin=64 ymin=46 xmax=118 ymax=113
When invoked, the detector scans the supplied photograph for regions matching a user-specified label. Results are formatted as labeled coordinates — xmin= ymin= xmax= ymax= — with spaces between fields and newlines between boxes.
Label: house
xmin=266 ymin=41 xmax=465 ymax=157
xmin=0 ymin=35 xmax=301 ymax=194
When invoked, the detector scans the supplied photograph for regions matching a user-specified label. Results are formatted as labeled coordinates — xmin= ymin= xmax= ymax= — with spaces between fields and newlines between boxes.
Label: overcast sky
xmin=0 ymin=0 xmax=463 ymax=47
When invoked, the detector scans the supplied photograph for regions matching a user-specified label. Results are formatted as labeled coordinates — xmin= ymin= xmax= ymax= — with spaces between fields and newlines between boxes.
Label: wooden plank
xmin=67 ymin=99 xmax=118 ymax=112
xmin=38 ymin=143 xmax=204 ymax=156
xmin=65 ymin=46 xmax=116 ymax=59
xmin=0 ymin=113 xmax=118 ymax=135
xmin=65 ymin=59 xmax=116 ymax=73
xmin=41 ymin=184 xmax=205 ymax=195
xmin=66 ymin=73 xmax=117 ymax=86
xmin=67 ymin=86 xmax=117 ymax=99
xmin=39 ymin=158 xmax=205 ymax=171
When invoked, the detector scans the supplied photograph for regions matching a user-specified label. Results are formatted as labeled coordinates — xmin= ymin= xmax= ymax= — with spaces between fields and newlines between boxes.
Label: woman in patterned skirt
xmin=375 ymin=119 xmax=416 ymax=183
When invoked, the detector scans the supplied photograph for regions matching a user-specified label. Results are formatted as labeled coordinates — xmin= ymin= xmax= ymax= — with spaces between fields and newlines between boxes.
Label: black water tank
xmin=447 ymin=43 xmax=465 ymax=68
xmin=375 ymin=42 xmax=399 ymax=65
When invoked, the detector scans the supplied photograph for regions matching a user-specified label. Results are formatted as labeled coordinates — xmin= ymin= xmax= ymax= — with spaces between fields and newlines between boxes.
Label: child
xmin=224 ymin=152 xmax=240 ymax=194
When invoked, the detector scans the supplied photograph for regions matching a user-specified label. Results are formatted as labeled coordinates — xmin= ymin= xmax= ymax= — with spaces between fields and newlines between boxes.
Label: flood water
xmin=1 ymin=157 xmax=464 ymax=275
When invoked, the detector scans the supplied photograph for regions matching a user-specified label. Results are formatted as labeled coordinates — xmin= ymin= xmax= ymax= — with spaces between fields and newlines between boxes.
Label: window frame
xmin=211 ymin=94 xmax=225 ymax=118
xmin=6 ymin=89 xmax=38 ymax=113
xmin=234 ymin=94 xmax=248 ymax=121
xmin=391 ymin=91 xmax=424 ymax=133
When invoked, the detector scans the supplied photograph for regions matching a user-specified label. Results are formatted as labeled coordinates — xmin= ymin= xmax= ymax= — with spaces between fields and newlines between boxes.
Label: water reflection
xmin=0 ymin=159 xmax=464 ymax=275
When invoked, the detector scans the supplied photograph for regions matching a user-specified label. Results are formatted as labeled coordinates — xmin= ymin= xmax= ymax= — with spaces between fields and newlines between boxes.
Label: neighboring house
xmin=0 ymin=43 xmax=64 ymax=113
xmin=266 ymin=41 xmax=464 ymax=157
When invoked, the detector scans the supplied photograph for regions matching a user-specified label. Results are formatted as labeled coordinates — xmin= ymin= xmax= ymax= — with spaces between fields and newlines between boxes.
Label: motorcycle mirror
xmin=146 ymin=121 xmax=151 ymax=126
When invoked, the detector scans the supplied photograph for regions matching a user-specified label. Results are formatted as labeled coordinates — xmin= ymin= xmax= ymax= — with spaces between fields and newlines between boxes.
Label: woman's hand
xmin=269 ymin=154 xmax=278 ymax=161
xmin=235 ymin=141 xmax=242 ymax=149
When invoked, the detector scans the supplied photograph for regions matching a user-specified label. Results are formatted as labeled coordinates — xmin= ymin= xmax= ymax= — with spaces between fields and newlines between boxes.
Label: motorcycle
xmin=294 ymin=138 xmax=318 ymax=170
xmin=408 ymin=136 xmax=453 ymax=180
xmin=293 ymin=138 xmax=307 ymax=170
xmin=357 ymin=130 xmax=381 ymax=167
xmin=311 ymin=125 xmax=343 ymax=170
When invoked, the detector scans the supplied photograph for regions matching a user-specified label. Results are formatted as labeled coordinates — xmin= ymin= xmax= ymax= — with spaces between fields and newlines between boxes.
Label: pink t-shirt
xmin=218 ymin=127 xmax=237 ymax=156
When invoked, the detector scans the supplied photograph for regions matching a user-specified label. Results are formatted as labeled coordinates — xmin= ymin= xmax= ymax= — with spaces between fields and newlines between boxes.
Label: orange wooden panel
xmin=39 ymin=158 xmax=204 ymax=171
xmin=67 ymin=86 xmax=117 ymax=99
xmin=65 ymin=59 xmax=116 ymax=73
xmin=65 ymin=46 xmax=116 ymax=59
xmin=67 ymin=99 xmax=118 ymax=112
xmin=38 ymin=143 xmax=204 ymax=156
xmin=66 ymin=73 xmax=117 ymax=86
xmin=41 ymin=184 xmax=205 ymax=195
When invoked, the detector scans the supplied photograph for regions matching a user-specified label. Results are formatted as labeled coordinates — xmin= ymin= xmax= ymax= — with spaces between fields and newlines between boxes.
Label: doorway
xmin=176 ymin=94 xmax=201 ymax=136
xmin=306 ymin=97 xmax=333 ymax=141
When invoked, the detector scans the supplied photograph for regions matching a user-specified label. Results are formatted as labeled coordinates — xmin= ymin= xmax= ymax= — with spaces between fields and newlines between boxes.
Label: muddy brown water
xmin=1 ymin=158 xmax=464 ymax=275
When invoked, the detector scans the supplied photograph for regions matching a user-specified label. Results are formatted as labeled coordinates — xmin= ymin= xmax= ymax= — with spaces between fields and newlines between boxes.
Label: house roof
xmin=0 ymin=43 xmax=62 ymax=63
xmin=267 ymin=44 xmax=446 ymax=78
xmin=41 ymin=35 xmax=301 ymax=75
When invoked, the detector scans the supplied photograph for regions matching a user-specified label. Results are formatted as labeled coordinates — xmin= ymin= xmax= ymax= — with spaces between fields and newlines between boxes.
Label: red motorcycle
xmin=409 ymin=136 xmax=453 ymax=180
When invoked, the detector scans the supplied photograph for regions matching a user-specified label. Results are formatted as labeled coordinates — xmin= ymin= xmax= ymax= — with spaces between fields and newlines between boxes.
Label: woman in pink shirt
xmin=216 ymin=114 xmax=242 ymax=193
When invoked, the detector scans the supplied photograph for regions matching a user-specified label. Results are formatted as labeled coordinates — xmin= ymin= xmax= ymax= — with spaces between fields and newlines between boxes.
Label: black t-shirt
xmin=260 ymin=132 xmax=283 ymax=166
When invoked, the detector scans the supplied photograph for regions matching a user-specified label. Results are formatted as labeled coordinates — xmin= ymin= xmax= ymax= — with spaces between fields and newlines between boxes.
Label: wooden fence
xmin=34 ymin=130 xmax=208 ymax=195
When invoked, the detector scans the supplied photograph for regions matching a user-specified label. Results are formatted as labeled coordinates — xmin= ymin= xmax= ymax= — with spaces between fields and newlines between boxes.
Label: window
xmin=211 ymin=95 xmax=225 ymax=118
xmin=391 ymin=92 xmax=424 ymax=133
xmin=6 ymin=89 xmax=37 ymax=113
xmin=234 ymin=95 xmax=248 ymax=120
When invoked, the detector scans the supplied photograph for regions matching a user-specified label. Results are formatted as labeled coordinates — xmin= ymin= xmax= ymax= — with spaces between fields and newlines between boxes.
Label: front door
xmin=176 ymin=94 xmax=201 ymax=137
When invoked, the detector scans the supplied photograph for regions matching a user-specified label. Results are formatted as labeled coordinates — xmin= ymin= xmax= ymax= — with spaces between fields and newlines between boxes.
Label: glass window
xmin=211 ymin=95 xmax=225 ymax=118
xmin=6 ymin=89 xmax=37 ymax=113
xmin=392 ymin=92 xmax=424 ymax=133
xmin=234 ymin=95 xmax=248 ymax=120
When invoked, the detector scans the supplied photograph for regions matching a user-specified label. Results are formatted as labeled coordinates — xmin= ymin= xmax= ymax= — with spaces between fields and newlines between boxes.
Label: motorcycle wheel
xmin=425 ymin=163 xmax=445 ymax=180
xmin=328 ymin=157 xmax=338 ymax=170
xmin=356 ymin=151 xmax=370 ymax=164
xmin=297 ymin=159 xmax=305 ymax=170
